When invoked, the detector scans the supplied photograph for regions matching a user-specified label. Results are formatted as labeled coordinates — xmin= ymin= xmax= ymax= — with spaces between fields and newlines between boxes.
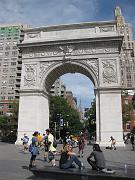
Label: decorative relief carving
xmin=24 ymin=64 xmax=37 ymax=87
xmin=27 ymin=32 xmax=40 ymax=39
xmin=102 ymin=60 xmax=117 ymax=84
xmin=22 ymin=46 xmax=63 ymax=59
xmin=59 ymin=45 xmax=75 ymax=60
xmin=99 ymin=26 xmax=115 ymax=32
xmin=22 ymin=44 xmax=118 ymax=59
xmin=73 ymin=46 xmax=117 ymax=55
xmin=39 ymin=62 xmax=53 ymax=79
xmin=86 ymin=59 xmax=99 ymax=77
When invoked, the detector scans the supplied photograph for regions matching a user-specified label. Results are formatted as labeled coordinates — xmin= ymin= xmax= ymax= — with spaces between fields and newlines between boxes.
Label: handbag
xmin=29 ymin=144 xmax=39 ymax=155
xmin=53 ymin=139 xmax=57 ymax=148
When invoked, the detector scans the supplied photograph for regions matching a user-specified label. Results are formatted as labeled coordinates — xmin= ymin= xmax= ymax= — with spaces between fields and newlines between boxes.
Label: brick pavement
xmin=0 ymin=142 xmax=135 ymax=179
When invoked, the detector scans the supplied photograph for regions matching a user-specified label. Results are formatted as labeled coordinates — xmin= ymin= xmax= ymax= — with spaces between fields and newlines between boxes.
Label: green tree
xmin=9 ymin=100 xmax=19 ymax=124
xmin=0 ymin=101 xmax=19 ymax=140
xmin=84 ymin=99 xmax=96 ymax=137
xmin=122 ymin=95 xmax=133 ymax=124
xmin=49 ymin=95 xmax=83 ymax=136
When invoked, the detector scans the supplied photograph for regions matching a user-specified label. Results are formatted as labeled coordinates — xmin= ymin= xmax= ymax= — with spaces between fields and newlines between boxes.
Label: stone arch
xmin=41 ymin=60 xmax=98 ymax=93
xmin=16 ymin=21 xmax=124 ymax=146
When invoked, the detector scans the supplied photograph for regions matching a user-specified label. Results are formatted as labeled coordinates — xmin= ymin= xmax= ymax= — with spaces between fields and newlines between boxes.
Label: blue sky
xmin=0 ymin=0 xmax=135 ymax=108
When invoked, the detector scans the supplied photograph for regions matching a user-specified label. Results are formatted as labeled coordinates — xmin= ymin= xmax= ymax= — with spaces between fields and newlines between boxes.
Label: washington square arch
xmin=16 ymin=8 xmax=135 ymax=146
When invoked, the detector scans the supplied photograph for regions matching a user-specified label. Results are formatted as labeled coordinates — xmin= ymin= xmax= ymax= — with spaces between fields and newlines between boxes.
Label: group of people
xmin=28 ymin=129 xmax=57 ymax=168
xmin=21 ymin=130 xmax=108 ymax=172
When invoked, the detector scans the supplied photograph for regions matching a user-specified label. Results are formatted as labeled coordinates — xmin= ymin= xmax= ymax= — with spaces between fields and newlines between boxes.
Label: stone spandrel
xmin=21 ymin=63 xmax=37 ymax=88
xmin=99 ymin=58 xmax=121 ymax=87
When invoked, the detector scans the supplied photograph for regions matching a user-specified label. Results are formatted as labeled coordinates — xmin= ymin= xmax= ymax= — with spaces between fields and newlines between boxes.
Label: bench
xmin=30 ymin=166 xmax=134 ymax=180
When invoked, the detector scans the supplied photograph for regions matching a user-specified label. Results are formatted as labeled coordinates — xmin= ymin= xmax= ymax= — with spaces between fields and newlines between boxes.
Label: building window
xmin=0 ymin=104 xmax=4 ymax=109
xmin=5 ymin=46 xmax=10 ymax=50
xmin=3 ymin=62 xmax=9 ymax=67
xmin=12 ymin=51 xmax=18 ymax=56
xmin=8 ymin=96 xmax=14 ymax=100
xmin=4 ymin=58 xmax=9 ymax=61
xmin=11 ymin=62 xmax=16 ymax=66
xmin=126 ymin=124 xmax=130 ymax=130
xmin=9 ymin=79 xmax=15 ymax=84
xmin=2 ymin=80 xmax=7 ymax=85
xmin=8 ymin=105 xmax=12 ymax=109
xmin=10 ymin=68 xmax=16 ymax=72
xmin=6 ymin=42 xmax=10 ymax=45
xmin=13 ymin=41 xmax=17 ymax=45
xmin=6 ymin=37 xmax=11 ymax=40
xmin=9 ymin=75 xmax=15 ymax=78
xmin=12 ymin=46 xmax=17 ymax=50
xmin=8 ymin=91 xmax=14 ymax=94
xmin=13 ymin=37 xmax=19 ymax=40
xmin=3 ymin=68 xmax=8 ymax=73
xmin=5 ymin=51 xmax=10 ymax=56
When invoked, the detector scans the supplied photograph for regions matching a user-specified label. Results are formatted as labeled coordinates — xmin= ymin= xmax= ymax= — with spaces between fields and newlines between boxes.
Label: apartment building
xmin=115 ymin=6 xmax=135 ymax=88
xmin=0 ymin=24 xmax=29 ymax=115
xmin=122 ymin=91 xmax=135 ymax=132
xmin=65 ymin=91 xmax=77 ymax=110
xmin=50 ymin=78 xmax=66 ymax=97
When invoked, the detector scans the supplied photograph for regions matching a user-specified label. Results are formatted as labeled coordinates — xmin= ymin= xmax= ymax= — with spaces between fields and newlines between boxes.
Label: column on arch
xmin=97 ymin=89 xmax=124 ymax=146
xmin=16 ymin=90 xmax=49 ymax=144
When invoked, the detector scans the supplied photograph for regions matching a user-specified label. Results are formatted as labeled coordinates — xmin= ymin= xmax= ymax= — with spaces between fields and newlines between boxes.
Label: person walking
xmin=29 ymin=131 xmax=39 ymax=168
xmin=46 ymin=128 xmax=56 ymax=166
xmin=21 ymin=134 xmax=29 ymax=153
xmin=78 ymin=134 xmax=85 ymax=158
xmin=37 ymin=132 xmax=43 ymax=147
xmin=130 ymin=133 xmax=135 ymax=151
xmin=110 ymin=136 xmax=116 ymax=150
xmin=59 ymin=144 xmax=84 ymax=169
xmin=43 ymin=133 xmax=49 ymax=161
xmin=87 ymin=144 xmax=105 ymax=171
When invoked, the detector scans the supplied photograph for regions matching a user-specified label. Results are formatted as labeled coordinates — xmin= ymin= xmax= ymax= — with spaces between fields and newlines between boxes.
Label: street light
xmin=54 ymin=122 xmax=57 ymax=136
xmin=57 ymin=114 xmax=63 ymax=139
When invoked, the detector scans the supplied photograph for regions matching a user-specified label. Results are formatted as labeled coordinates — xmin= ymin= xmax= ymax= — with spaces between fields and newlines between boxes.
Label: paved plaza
xmin=0 ymin=142 xmax=135 ymax=180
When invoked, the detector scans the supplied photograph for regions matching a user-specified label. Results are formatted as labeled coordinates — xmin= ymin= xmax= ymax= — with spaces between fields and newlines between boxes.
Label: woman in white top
xmin=46 ymin=129 xmax=56 ymax=166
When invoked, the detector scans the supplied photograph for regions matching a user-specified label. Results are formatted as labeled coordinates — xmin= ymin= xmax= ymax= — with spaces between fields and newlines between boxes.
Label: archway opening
xmin=44 ymin=62 xmax=96 ymax=141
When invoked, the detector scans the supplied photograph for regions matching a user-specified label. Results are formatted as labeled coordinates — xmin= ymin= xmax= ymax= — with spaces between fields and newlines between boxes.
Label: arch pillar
xmin=95 ymin=88 xmax=124 ymax=146
xmin=15 ymin=90 xmax=49 ymax=144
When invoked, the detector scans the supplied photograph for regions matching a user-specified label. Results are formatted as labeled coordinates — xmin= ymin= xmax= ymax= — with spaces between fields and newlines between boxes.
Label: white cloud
xmin=61 ymin=73 xmax=95 ymax=108
xmin=0 ymin=0 xmax=99 ymax=26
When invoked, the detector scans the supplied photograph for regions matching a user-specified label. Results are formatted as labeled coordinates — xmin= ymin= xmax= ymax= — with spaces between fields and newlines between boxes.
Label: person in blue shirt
xmin=29 ymin=131 xmax=39 ymax=168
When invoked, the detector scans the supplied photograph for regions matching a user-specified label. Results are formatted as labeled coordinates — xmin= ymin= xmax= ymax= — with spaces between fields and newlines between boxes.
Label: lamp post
xmin=66 ymin=114 xmax=69 ymax=128
xmin=57 ymin=113 xmax=63 ymax=139
xmin=54 ymin=122 xmax=57 ymax=137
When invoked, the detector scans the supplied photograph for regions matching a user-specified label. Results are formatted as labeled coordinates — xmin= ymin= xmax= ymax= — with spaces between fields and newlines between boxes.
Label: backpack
xmin=53 ymin=139 xmax=57 ymax=148
xmin=23 ymin=137 xmax=29 ymax=143
xmin=29 ymin=143 xmax=33 ymax=152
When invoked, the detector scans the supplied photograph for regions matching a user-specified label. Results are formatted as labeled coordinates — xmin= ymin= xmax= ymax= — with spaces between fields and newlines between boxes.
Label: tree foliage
xmin=122 ymin=95 xmax=133 ymax=124
xmin=84 ymin=99 xmax=96 ymax=137
xmin=49 ymin=95 xmax=83 ymax=135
